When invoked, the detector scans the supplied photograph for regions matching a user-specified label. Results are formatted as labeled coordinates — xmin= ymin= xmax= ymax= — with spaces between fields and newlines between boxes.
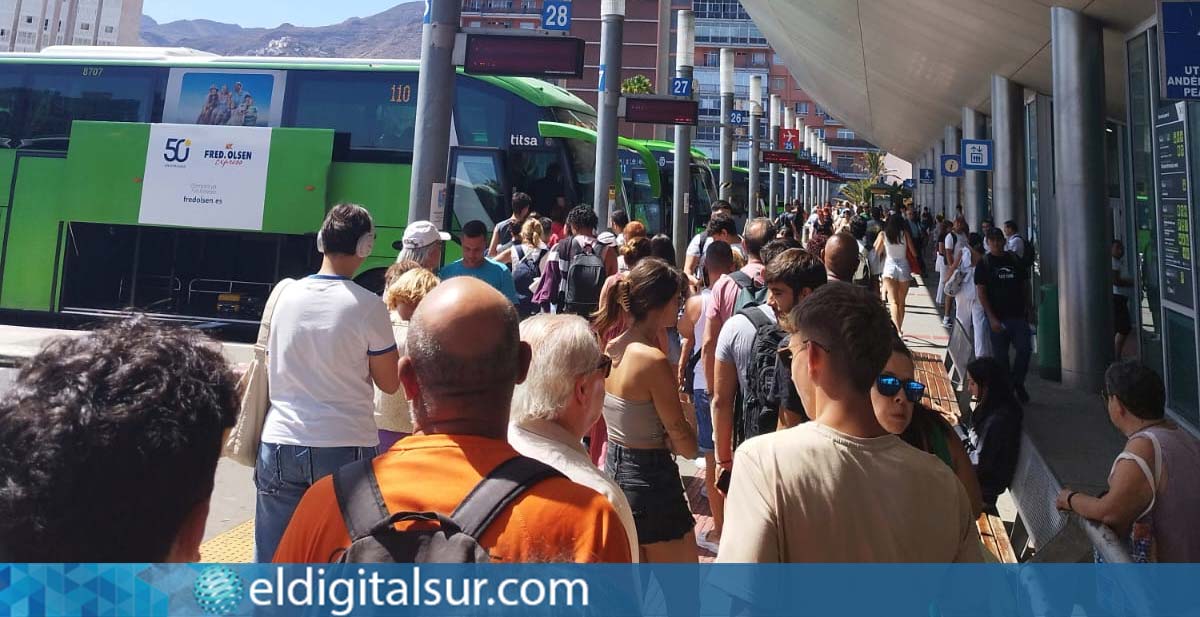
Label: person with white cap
xmin=394 ymin=220 xmax=451 ymax=273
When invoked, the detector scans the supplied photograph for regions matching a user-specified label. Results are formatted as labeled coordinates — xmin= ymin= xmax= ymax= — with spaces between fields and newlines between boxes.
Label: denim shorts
xmin=606 ymin=442 xmax=695 ymax=544
xmin=692 ymin=389 xmax=714 ymax=454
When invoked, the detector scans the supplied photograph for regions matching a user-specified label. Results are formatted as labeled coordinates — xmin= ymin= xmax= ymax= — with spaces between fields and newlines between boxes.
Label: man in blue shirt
xmin=440 ymin=220 xmax=519 ymax=305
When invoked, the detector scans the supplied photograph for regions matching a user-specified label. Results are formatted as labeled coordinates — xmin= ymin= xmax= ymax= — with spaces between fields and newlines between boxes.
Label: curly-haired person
xmin=0 ymin=317 xmax=238 ymax=562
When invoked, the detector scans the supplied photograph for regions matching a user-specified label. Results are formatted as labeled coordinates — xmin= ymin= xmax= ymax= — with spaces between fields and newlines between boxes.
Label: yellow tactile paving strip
xmin=200 ymin=519 xmax=255 ymax=563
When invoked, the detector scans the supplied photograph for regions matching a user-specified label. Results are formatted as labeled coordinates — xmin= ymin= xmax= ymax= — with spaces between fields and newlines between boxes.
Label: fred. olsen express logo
xmin=205 ymin=142 xmax=255 ymax=168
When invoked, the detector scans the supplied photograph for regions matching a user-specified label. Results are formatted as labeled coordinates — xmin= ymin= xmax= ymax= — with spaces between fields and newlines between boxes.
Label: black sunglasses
xmin=876 ymin=375 xmax=926 ymax=403
xmin=597 ymin=354 xmax=613 ymax=378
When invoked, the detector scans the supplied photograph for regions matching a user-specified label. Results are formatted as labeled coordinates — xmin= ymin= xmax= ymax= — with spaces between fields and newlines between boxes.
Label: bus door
xmin=507 ymin=147 xmax=571 ymax=222
xmin=445 ymin=147 xmax=511 ymax=239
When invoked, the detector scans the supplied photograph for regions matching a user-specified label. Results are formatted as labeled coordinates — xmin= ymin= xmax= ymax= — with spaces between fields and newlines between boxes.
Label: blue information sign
xmin=1160 ymin=2 xmax=1200 ymax=100
xmin=960 ymin=139 xmax=993 ymax=171
xmin=919 ymin=168 xmax=935 ymax=184
xmin=670 ymin=77 xmax=693 ymax=97
xmin=542 ymin=0 xmax=572 ymax=31
xmin=423 ymin=0 xmax=431 ymax=24
xmin=597 ymin=64 xmax=606 ymax=90
xmin=941 ymin=155 xmax=962 ymax=177
xmin=729 ymin=109 xmax=747 ymax=126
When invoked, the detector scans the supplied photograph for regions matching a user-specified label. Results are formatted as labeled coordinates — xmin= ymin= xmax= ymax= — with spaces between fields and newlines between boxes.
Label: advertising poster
xmin=163 ymin=68 xmax=287 ymax=128
xmin=138 ymin=123 xmax=274 ymax=231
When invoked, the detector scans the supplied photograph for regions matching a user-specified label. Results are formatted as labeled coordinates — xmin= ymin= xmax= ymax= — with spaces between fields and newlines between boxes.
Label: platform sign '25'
xmin=542 ymin=1 xmax=572 ymax=31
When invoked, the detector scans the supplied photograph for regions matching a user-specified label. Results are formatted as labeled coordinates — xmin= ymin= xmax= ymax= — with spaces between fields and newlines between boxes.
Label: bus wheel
xmin=354 ymin=268 xmax=388 ymax=296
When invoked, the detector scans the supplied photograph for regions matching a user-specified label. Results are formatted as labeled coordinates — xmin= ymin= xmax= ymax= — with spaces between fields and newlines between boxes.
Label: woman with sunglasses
xmin=594 ymin=257 xmax=699 ymax=563
xmin=872 ymin=337 xmax=984 ymax=517
xmin=966 ymin=356 xmax=1024 ymax=515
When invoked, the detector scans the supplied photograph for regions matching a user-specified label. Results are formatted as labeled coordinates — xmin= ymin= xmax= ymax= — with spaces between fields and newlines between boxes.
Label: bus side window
xmin=285 ymin=70 xmax=418 ymax=160
xmin=24 ymin=65 xmax=162 ymax=148
xmin=0 ymin=68 xmax=24 ymax=148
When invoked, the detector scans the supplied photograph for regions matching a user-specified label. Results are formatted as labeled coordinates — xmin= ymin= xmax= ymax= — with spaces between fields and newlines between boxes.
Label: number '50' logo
xmin=164 ymin=138 xmax=191 ymax=163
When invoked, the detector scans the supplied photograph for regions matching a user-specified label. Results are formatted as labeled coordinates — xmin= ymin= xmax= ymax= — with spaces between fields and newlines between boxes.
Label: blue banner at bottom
xmin=0 ymin=564 xmax=1197 ymax=616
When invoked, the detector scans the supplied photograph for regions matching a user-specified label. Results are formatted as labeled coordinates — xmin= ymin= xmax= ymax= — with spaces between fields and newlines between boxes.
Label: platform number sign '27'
xmin=542 ymin=1 xmax=572 ymax=32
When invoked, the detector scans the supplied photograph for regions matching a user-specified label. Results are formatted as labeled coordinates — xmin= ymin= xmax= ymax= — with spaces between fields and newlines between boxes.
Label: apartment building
xmin=0 ymin=0 xmax=143 ymax=53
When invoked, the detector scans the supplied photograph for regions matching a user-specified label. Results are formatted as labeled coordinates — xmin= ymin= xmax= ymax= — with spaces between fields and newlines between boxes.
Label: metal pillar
xmin=768 ymin=94 xmax=780 ymax=214
xmin=821 ymin=141 xmax=830 ymax=206
xmin=1052 ymin=7 xmax=1109 ymax=390
xmin=671 ymin=9 xmax=694 ymax=265
xmin=944 ymin=124 xmax=961 ymax=221
xmin=794 ymin=117 xmax=804 ymax=212
xmin=592 ymin=0 xmax=626 ymax=222
xmin=782 ymin=107 xmax=793 ymax=206
xmin=749 ymin=75 xmax=763 ymax=218
xmin=806 ymin=128 xmax=816 ymax=210
xmin=408 ymin=1 xmax=461 ymax=224
xmin=918 ymin=153 xmax=928 ymax=210
xmin=962 ymin=107 xmax=987 ymax=230
xmin=932 ymin=143 xmax=944 ymax=217
xmin=991 ymin=74 xmax=1026 ymax=230
xmin=719 ymin=48 xmax=735 ymax=202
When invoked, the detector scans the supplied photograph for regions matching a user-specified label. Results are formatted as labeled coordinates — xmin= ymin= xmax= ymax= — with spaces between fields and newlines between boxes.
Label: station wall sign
xmin=960 ymin=139 xmax=993 ymax=171
xmin=919 ymin=168 xmax=935 ymax=184
xmin=542 ymin=0 xmax=572 ymax=32
xmin=779 ymin=129 xmax=800 ymax=151
xmin=940 ymin=154 xmax=962 ymax=177
xmin=671 ymin=77 xmax=693 ymax=97
xmin=1159 ymin=1 xmax=1200 ymax=100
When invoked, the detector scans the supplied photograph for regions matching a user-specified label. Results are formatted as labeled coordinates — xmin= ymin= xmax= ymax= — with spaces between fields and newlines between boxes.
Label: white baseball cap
xmin=394 ymin=220 xmax=451 ymax=251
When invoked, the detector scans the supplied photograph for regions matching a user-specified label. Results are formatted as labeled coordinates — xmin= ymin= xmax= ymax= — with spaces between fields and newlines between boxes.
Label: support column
xmin=962 ymin=107 xmax=987 ymax=230
xmin=749 ymin=75 xmax=763 ymax=218
xmin=932 ymin=143 xmax=944 ymax=217
xmin=593 ymin=0 xmax=626 ymax=222
xmin=671 ymin=9 xmax=694 ymax=265
xmin=719 ymin=48 xmax=735 ymax=202
xmin=768 ymin=94 xmax=780 ymax=214
xmin=991 ymin=74 xmax=1026 ymax=231
xmin=782 ymin=107 xmax=793 ymax=206
xmin=1052 ymin=7 xmax=1109 ymax=390
xmin=804 ymin=127 xmax=814 ymax=210
xmin=920 ymin=153 xmax=930 ymax=211
xmin=944 ymin=125 xmax=961 ymax=220
xmin=408 ymin=1 xmax=461 ymax=223
xmin=794 ymin=117 xmax=805 ymax=212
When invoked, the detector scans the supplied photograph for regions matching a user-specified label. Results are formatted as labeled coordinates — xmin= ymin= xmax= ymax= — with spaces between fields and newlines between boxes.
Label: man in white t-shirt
xmin=717 ymin=283 xmax=981 ymax=567
xmin=1003 ymin=220 xmax=1026 ymax=259
xmin=684 ymin=202 xmax=741 ymax=280
xmin=508 ymin=314 xmax=640 ymax=561
xmin=254 ymin=203 xmax=402 ymax=563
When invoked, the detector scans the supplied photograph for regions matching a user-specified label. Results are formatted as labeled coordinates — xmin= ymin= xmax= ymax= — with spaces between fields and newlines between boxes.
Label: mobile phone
xmin=716 ymin=467 xmax=732 ymax=494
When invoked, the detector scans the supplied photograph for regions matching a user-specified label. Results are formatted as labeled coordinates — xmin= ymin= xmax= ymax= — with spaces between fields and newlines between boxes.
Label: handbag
xmin=906 ymin=240 xmax=923 ymax=276
xmin=222 ymin=278 xmax=295 ymax=467
xmin=944 ymin=268 xmax=968 ymax=297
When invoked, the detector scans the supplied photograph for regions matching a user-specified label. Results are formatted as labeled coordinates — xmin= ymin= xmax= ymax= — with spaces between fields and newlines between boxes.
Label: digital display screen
xmin=464 ymin=34 xmax=585 ymax=78
xmin=623 ymin=97 xmax=699 ymax=126
xmin=761 ymin=150 xmax=796 ymax=164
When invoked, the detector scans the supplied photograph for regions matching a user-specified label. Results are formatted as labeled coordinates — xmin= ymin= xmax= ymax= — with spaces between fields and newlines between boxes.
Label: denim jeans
xmin=254 ymin=442 xmax=376 ymax=562
xmin=989 ymin=318 xmax=1032 ymax=389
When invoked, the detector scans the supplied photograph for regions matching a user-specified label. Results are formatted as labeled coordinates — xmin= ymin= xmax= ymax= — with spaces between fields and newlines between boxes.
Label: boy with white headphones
xmin=254 ymin=203 xmax=402 ymax=562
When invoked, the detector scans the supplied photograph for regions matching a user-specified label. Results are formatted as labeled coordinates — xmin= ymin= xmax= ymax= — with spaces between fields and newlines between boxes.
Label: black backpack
xmin=738 ymin=307 xmax=786 ymax=445
xmin=512 ymin=245 xmax=545 ymax=315
xmin=559 ymin=237 xmax=606 ymax=315
xmin=332 ymin=455 xmax=563 ymax=563
xmin=1018 ymin=236 xmax=1037 ymax=273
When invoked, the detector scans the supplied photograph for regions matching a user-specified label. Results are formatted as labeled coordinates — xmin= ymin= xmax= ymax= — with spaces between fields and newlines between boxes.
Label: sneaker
xmin=696 ymin=530 xmax=721 ymax=554
xmin=693 ymin=456 xmax=707 ymax=471
xmin=942 ymin=316 xmax=953 ymax=328
xmin=1016 ymin=385 xmax=1030 ymax=404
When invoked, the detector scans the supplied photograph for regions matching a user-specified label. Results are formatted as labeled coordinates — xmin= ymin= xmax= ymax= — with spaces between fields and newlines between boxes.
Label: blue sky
xmin=143 ymin=0 xmax=411 ymax=28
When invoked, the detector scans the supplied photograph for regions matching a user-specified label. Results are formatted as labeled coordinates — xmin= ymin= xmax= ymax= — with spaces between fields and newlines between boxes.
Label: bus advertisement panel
xmin=163 ymin=68 xmax=287 ymax=128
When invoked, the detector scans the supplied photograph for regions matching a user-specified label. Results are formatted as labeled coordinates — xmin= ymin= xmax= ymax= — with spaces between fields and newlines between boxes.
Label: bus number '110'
xmin=390 ymin=84 xmax=413 ymax=104
xmin=82 ymin=67 xmax=104 ymax=77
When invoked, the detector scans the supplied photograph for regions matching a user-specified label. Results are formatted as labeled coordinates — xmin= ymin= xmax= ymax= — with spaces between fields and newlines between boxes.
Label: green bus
xmin=0 ymin=48 xmax=627 ymax=330
xmin=616 ymin=139 xmax=717 ymax=236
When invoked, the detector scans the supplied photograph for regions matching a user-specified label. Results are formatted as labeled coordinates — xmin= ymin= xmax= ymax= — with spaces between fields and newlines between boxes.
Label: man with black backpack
xmin=273 ymin=278 xmax=632 ymax=564
xmin=712 ymin=248 xmax=827 ymax=499
xmin=701 ymin=217 xmax=776 ymax=393
xmin=554 ymin=206 xmax=618 ymax=316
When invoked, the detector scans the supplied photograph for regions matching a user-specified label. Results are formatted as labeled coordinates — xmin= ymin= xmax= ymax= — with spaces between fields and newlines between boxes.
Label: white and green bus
xmin=0 ymin=47 xmax=645 ymax=332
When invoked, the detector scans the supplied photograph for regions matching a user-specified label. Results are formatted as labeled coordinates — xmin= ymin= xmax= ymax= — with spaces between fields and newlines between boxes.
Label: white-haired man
xmin=395 ymin=220 xmax=450 ymax=273
xmin=508 ymin=314 xmax=640 ymax=561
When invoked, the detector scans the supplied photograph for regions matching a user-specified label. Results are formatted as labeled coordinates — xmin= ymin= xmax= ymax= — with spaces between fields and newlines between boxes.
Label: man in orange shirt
xmin=274 ymin=277 xmax=632 ymax=563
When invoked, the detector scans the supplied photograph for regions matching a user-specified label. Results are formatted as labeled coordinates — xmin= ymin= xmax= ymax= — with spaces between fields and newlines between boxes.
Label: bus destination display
xmin=623 ymin=97 xmax=699 ymax=126
xmin=464 ymin=34 xmax=585 ymax=78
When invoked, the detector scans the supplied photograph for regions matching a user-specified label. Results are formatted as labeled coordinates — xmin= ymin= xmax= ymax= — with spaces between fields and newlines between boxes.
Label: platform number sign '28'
xmin=542 ymin=1 xmax=572 ymax=31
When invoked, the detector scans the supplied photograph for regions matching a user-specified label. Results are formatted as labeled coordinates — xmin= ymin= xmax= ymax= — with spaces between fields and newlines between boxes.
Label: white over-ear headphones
xmin=317 ymin=227 xmax=375 ymax=258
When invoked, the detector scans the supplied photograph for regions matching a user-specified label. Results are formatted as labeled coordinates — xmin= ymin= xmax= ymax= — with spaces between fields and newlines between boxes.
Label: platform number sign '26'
xmin=542 ymin=1 xmax=572 ymax=32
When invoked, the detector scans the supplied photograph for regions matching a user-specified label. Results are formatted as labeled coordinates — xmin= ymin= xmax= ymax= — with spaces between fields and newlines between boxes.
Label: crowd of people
xmin=0 ymin=197 xmax=1196 ymax=568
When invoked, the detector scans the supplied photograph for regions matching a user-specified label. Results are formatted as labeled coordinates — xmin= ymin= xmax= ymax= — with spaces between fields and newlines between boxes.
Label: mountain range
xmin=139 ymin=3 xmax=424 ymax=59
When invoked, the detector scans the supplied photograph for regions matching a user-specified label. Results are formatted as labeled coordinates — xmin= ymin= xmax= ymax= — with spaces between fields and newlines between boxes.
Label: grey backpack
xmin=332 ymin=455 xmax=563 ymax=563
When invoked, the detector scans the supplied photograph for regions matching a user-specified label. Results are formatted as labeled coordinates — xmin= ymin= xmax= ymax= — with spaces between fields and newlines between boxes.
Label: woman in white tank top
xmin=875 ymin=214 xmax=916 ymax=335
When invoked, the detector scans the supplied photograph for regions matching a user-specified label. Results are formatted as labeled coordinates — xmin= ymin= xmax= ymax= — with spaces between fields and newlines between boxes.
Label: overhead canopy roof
xmin=742 ymin=0 xmax=1157 ymax=161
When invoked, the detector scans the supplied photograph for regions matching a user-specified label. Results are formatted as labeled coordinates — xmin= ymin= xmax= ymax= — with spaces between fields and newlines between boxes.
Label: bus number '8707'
xmin=390 ymin=84 xmax=413 ymax=104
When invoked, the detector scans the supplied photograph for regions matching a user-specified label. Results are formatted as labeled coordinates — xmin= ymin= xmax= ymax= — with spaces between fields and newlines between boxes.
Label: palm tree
xmin=620 ymin=75 xmax=654 ymax=95
xmin=839 ymin=178 xmax=874 ymax=206
xmin=860 ymin=151 xmax=896 ymax=183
